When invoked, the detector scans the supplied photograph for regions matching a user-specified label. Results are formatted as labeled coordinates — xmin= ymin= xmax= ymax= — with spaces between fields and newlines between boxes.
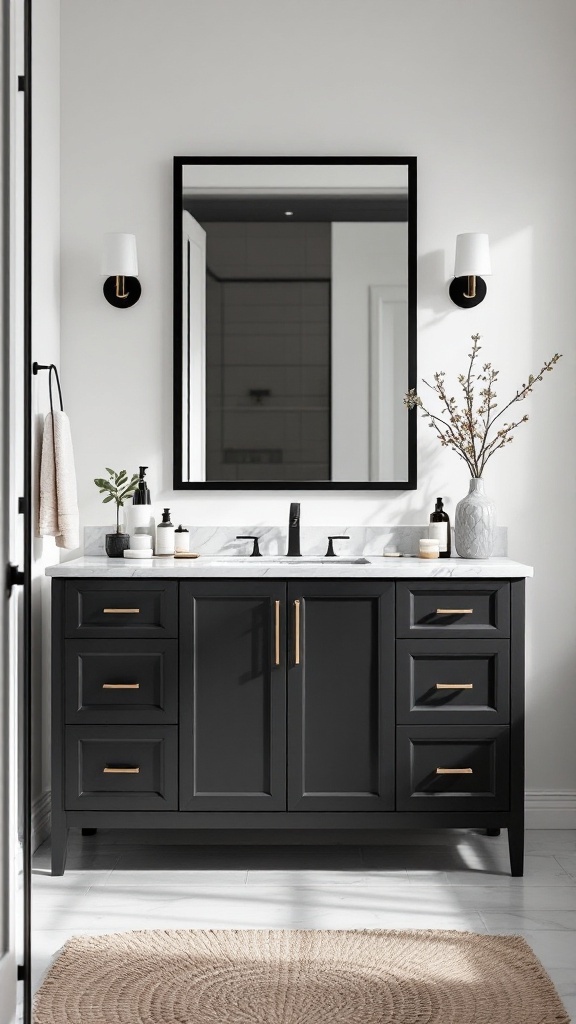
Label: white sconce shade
xmin=101 ymin=233 xmax=139 ymax=277
xmin=454 ymin=233 xmax=491 ymax=277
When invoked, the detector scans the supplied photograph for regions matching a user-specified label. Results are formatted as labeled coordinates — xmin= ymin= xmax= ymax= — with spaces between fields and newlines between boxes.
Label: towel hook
xmin=33 ymin=362 xmax=64 ymax=413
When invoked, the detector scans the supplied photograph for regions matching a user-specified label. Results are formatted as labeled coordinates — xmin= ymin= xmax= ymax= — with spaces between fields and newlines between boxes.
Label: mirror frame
xmin=173 ymin=156 xmax=417 ymax=490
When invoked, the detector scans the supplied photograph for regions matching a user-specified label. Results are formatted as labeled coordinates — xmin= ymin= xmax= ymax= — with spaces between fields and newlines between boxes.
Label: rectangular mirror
xmin=173 ymin=157 xmax=416 ymax=489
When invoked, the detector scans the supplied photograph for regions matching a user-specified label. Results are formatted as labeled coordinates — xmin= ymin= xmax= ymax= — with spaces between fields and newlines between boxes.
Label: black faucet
xmin=286 ymin=502 xmax=301 ymax=556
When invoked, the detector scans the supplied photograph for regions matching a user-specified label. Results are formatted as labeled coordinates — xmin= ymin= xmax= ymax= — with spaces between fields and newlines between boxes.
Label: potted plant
xmin=94 ymin=468 xmax=140 ymax=557
xmin=404 ymin=335 xmax=561 ymax=558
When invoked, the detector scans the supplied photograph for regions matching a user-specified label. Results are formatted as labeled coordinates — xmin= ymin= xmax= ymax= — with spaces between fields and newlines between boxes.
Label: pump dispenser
xmin=133 ymin=466 xmax=151 ymax=505
xmin=156 ymin=508 xmax=175 ymax=556
xmin=429 ymin=497 xmax=451 ymax=558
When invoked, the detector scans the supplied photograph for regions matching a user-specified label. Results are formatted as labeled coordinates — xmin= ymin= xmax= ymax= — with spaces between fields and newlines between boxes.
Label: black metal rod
xmin=23 ymin=0 xmax=32 ymax=1019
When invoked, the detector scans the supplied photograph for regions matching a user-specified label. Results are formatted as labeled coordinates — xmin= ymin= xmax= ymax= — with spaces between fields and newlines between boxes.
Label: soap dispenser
xmin=156 ymin=508 xmax=175 ymax=556
xmin=133 ymin=466 xmax=151 ymax=505
xmin=429 ymin=497 xmax=451 ymax=558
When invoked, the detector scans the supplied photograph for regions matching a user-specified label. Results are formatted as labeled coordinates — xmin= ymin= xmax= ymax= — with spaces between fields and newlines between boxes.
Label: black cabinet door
xmin=287 ymin=582 xmax=395 ymax=811
xmin=179 ymin=582 xmax=287 ymax=811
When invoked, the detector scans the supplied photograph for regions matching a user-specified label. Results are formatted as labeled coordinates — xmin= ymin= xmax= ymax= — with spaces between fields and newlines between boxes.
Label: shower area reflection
xmin=203 ymin=222 xmax=331 ymax=482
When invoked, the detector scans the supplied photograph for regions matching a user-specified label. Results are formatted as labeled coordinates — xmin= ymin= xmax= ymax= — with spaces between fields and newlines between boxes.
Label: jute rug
xmin=33 ymin=928 xmax=569 ymax=1023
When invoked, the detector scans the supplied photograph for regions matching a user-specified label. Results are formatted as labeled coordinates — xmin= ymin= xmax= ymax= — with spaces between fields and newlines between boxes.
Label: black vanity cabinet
xmin=51 ymin=575 xmax=525 ymax=876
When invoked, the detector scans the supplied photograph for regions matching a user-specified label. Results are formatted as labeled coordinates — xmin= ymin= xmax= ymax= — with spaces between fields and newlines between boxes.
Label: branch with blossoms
xmin=404 ymin=334 xmax=562 ymax=478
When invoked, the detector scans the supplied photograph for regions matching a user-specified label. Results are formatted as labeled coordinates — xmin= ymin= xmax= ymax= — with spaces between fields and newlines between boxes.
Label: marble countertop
xmin=45 ymin=555 xmax=534 ymax=579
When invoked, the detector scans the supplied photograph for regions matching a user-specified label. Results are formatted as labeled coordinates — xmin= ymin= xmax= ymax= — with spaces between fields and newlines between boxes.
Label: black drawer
xmin=396 ymin=581 xmax=510 ymax=638
xmin=65 ymin=581 xmax=178 ymax=638
xmin=65 ymin=725 xmax=178 ymax=810
xmin=396 ymin=726 xmax=509 ymax=811
xmin=396 ymin=639 xmax=510 ymax=724
xmin=64 ymin=640 xmax=178 ymax=724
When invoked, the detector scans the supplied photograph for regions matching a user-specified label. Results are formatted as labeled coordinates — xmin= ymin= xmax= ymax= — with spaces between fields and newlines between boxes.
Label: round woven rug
xmin=33 ymin=928 xmax=569 ymax=1024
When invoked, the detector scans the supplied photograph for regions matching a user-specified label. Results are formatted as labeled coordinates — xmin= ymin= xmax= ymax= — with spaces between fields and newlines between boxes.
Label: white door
xmin=181 ymin=211 xmax=206 ymax=481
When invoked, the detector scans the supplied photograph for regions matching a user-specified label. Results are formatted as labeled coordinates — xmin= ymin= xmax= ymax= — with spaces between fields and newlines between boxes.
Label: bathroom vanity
xmin=47 ymin=556 xmax=532 ymax=876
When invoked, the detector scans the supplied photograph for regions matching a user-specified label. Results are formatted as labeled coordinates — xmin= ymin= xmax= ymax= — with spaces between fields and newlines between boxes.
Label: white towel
xmin=38 ymin=410 xmax=80 ymax=550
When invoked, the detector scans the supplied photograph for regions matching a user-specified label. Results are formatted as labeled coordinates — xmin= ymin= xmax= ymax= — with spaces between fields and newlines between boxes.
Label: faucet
xmin=286 ymin=502 xmax=301 ymax=556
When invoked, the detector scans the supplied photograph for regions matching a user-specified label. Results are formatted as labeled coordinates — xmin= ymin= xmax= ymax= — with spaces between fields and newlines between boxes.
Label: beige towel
xmin=38 ymin=410 xmax=79 ymax=549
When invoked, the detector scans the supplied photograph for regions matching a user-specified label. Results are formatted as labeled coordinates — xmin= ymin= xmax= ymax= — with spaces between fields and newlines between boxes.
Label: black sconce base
xmin=103 ymin=276 xmax=142 ymax=308
xmin=449 ymin=275 xmax=487 ymax=308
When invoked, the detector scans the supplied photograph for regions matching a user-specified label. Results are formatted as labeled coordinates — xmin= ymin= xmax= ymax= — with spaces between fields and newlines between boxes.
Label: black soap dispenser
xmin=429 ymin=497 xmax=451 ymax=558
xmin=133 ymin=466 xmax=151 ymax=505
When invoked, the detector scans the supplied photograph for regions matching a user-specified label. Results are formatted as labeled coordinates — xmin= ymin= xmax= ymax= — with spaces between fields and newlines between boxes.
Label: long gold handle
xmin=103 ymin=608 xmax=140 ymax=614
xmin=436 ymin=767 xmax=473 ymax=775
xmin=436 ymin=608 xmax=473 ymax=615
xmin=294 ymin=599 xmax=301 ymax=665
xmin=436 ymin=683 xmax=473 ymax=690
xmin=274 ymin=600 xmax=280 ymax=666
xmin=103 ymin=766 xmax=140 ymax=774
xmin=102 ymin=683 xmax=140 ymax=690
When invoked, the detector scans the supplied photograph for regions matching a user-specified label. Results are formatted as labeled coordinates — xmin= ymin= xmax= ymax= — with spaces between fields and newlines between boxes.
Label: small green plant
xmin=94 ymin=468 xmax=139 ymax=534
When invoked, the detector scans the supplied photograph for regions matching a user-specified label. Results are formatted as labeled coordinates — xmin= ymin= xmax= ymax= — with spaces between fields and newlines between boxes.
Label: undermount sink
xmin=209 ymin=556 xmax=370 ymax=565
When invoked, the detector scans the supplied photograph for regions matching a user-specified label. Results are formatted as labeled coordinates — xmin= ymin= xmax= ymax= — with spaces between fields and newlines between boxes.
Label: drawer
xmin=396 ymin=581 xmax=510 ymax=638
xmin=65 ymin=726 xmax=178 ymax=810
xmin=396 ymin=639 xmax=510 ymax=724
xmin=396 ymin=726 xmax=509 ymax=811
xmin=65 ymin=581 xmax=178 ymax=638
xmin=64 ymin=640 xmax=178 ymax=724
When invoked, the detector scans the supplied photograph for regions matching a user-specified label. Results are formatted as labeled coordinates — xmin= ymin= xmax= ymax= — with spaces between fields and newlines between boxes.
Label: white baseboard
xmin=31 ymin=791 xmax=51 ymax=852
xmin=525 ymin=791 xmax=576 ymax=829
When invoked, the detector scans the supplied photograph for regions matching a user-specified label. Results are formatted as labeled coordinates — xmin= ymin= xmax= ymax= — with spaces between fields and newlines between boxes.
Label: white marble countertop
xmin=45 ymin=555 xmax=534 ymax=579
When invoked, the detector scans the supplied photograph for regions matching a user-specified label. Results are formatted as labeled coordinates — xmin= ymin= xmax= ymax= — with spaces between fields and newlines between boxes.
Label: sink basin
xmin=207 ymin=556 xmax=370 ymax=565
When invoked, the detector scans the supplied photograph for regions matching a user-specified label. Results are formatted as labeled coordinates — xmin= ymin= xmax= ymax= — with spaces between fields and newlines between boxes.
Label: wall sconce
xmin=449 ymin=232 xmax=491 ymax=308
xmin=101 ymin=233 xmax=141 ymax=308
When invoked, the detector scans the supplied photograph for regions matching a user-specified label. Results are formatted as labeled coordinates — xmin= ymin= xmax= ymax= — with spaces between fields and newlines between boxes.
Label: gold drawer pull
xmin=102 ymin=683 xmax=140 ymax=690
xmin=294 ymin=599 xmax=301 ymax=665
xmin=103 ymin=608 xmax=140 ymax=614
xmin=436 ymin=767 xmax=473 ymax=775
xmin=436 ymin=683 xmax=473 ymax=690
xmin=274 ymin=600 xmax=280 ymax=667
xmin=436 ymin=608 xmax=473 ymax=615
xmin=103 ymin=766 xmax=140 ymax=774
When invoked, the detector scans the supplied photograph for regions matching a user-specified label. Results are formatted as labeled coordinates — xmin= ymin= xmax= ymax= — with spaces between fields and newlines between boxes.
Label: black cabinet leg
xmin=508 ymin=827 xmax=524 ymax=876
xmin=486 ymin=828 xmax=501 ymax=837
xmin=51 ymin=824 xmax=68 ymax=876
xmin=82 ymin=828 xmax=97 ymax=837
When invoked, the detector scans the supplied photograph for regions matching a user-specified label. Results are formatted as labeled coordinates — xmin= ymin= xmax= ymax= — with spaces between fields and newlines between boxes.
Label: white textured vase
xmin=454 ymin=478 xmax=496 ymax=559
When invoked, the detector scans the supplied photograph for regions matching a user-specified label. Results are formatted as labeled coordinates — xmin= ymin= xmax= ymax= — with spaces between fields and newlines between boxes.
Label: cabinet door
xmin=287 ymin=582 xmax=395 ymax=811
xmin=180 ymin=582 xmax=286 ymax=810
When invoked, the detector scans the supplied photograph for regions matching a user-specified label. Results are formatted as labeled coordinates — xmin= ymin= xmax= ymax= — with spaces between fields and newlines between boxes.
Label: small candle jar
xmin=419 ymin=538 xmax=440 ymax=559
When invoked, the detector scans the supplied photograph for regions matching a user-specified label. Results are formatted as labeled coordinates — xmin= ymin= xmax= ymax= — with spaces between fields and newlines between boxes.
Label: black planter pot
xmin=105 ymin=532 xmax=130 ymax=558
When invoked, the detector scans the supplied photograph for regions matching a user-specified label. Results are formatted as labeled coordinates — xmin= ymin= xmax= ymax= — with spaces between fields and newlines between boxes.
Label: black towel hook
xmin=33 ymin=361 xmax=64 ymax=414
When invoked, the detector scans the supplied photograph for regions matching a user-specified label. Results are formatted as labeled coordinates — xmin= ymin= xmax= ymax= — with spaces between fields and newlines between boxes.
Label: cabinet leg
xmin=82 ymin=828 xmax=97 ymax=837
xmin=51 ymin=823 xmax=69 ymax=876
xmin=508 ymin=827 xmax=524 ymax=876
xmin=485 ymin=828 xmax=501 ymax=837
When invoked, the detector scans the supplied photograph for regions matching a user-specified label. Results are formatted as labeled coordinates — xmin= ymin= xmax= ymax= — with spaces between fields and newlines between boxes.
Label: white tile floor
xmin=32 ymin=828 xmax=576 ymax=1018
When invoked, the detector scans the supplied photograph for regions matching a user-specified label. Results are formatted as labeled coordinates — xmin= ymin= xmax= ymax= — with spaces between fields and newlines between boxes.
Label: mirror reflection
xmin=174 ymin=160 xmax=416 ymax=488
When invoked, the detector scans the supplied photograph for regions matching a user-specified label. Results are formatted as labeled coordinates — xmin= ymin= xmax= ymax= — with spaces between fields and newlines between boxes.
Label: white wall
xmin=31 ymin=0 xmax=60 ymax=839
xmin=58 ymin=0 xmax=576 ymax=805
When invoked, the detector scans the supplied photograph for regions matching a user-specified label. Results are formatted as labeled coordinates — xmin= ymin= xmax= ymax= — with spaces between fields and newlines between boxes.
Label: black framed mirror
xmin=173 ymin=157 xmax=416 ymax=490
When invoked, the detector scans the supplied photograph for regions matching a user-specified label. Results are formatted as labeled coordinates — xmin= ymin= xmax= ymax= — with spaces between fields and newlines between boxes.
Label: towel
xmin=38 ymin=410 xmax=79 ymax=549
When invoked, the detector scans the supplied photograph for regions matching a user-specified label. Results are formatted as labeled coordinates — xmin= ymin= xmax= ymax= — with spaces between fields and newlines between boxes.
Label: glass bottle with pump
xmin=156 ymin=508 xmax=175 ymax=556
xmin=429 ymin=497 xmax=451 ymax=558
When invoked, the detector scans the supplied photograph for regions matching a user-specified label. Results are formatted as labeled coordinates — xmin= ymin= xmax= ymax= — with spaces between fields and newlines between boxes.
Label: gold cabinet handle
xmin=103 ymin=766 xmax=140 ymax=774
xmin=435 ymin=683 xmax=473 ymax=690
xmin=102 ymin=683 xmax=140 ymax=690
xmin=294 ymin=599 xmax=301 ymax=665
xmin=436 ymin=767 xmax=473 ymax=775
xmin=274 ymin=600 xmax=280 ymax=666
xmin=103 ymin=608 xmax=140 ymax=614
xmin=436 ymin=608 xmax=473 ymax=615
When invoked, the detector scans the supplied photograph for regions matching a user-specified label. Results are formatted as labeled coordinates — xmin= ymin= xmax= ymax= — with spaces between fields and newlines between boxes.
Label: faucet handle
xmin=236 ymin=535 xmax=262 ymax=557
xmin=325 ymin=535 xmax=350 ymax=557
